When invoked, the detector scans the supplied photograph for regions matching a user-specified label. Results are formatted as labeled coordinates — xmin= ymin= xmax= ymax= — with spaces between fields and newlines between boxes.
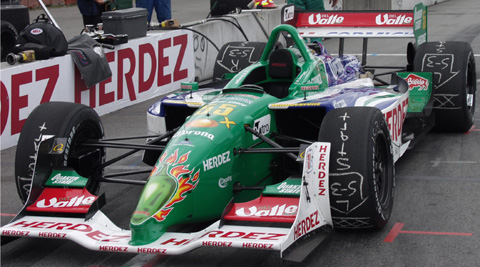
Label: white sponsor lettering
xmin=51 ymin=173 xmax=80 ymax=185
xmin=36 ymin=195 xmax=96 ymax=208
xmin=218 ymin=176 xmax=232 ymax=188
xmin=375 ymin=14 xmax=412 ymax=25
xmin=277 ymin=182 xmax=301 ymax=194
xmin=174 ymin=130 xmax=214 ymax=140
xmin=235 ymin=204 xmax=298 ymax=217
xmin=203 ymin=151 xmax=231 ymax=171
xmin=308 ymin=14 xmax=344 ymax=25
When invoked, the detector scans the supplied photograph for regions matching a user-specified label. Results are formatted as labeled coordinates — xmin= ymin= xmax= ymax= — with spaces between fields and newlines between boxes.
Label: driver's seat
xmin=263 ymin=48 xmax=298 ymax=98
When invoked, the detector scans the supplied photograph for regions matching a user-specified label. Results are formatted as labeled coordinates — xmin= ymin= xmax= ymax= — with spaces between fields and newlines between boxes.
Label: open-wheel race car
xmin=2 ymin=3 xmax=476 ymax=262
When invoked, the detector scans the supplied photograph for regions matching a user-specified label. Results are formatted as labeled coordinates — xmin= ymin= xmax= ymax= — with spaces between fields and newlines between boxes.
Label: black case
xmin=101 ymin=8 xmax=148 ymax=40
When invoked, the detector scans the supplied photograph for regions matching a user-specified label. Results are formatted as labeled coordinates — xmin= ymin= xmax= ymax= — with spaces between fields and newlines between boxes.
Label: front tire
xmin=15 ymin=102 xmax=105 ymax=203
xmin=319 ymin=107 xmax=395 ymax=229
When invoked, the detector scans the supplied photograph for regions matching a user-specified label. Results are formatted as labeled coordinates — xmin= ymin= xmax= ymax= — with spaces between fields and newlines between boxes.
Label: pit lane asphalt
xmin=2 ymin=0 xmax=480 ymax=266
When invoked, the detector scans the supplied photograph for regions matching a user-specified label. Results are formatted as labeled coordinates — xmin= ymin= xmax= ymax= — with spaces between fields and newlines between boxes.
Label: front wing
xmin=1 ymin=143 xmax=333 ymax=260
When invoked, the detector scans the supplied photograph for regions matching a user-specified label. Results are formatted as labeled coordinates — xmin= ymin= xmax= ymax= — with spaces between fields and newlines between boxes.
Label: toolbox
xmin=101 ymin=8 xmax=148 ymax=40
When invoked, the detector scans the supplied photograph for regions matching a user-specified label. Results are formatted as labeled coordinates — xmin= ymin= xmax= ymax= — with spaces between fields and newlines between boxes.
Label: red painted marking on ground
xmin=465 ymin=125 xmax=480 ymax=135
xmin=142 ymin=255 xmax=166 ymax=267
xmin=384 ymin=222 xmax=473 ymax=243
xmin=0 ymin=213 xmax=17 ymax=217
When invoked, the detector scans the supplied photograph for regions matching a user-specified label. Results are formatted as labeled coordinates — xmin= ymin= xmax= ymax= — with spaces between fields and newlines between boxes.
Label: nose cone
xmin=130 ymin=164 xmax=177 ymax=225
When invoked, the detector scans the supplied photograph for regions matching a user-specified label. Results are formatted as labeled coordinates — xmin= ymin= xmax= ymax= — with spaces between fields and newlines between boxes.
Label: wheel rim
xmin=373 ymin=130 xmax=391 ymax=209
xmin=466 ymin=56 xmax=476 ymax=114
xmin=68 ymin=121 xmax=105 ymax=193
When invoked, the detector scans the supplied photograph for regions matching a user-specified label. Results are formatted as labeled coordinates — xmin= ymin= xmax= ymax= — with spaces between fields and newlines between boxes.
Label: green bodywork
xmin=130 ymin=89 xmax=280 ymax=245
xmin=129 ymin=24 xmax=434 ymax=245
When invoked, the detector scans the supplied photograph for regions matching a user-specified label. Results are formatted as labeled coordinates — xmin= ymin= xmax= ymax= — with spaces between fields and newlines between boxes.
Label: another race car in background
xmin=2 ymin=3 xmax=476 ymax=262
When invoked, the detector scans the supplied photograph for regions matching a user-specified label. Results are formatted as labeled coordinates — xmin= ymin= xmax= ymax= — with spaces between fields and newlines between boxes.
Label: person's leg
xmin=136 ymin=0 xmax=154 ymax=24
xmin=154 ymin=0 xmax=171 ymax=23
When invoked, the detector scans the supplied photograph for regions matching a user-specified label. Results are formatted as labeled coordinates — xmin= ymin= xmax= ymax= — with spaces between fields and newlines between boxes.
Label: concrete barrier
xmin=182 ymin=8 xmax=281 ymax=82
xmin=343 ymin=0 xmax=448 ymax=10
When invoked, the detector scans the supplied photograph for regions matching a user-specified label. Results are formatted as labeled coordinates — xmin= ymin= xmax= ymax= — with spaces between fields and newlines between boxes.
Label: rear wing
xmin=281 ymin=3 xmax=428 ymax=45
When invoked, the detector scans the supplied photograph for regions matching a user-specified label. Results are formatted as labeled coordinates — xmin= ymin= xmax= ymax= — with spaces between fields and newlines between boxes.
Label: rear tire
xmin=319 ymin=107 xmax=394 ymax=229
xmin=15 ymin=102 xmax=105 ymax=203
xmin=413 ymin=41 xmax=476 ymax=132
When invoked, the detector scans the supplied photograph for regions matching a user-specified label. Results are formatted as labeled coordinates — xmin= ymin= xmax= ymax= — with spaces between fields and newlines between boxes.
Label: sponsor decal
xmin=26 ymin=188 xmax=98 ymax=213
xmin=175 ymin=139 xmax=194 ymax=147
xmin=2 ymin=230 xmax=30 ymax=236
xmin=283 ymin=5 xmax=295 ymax=22
xmin=186 ymin=119 xmax=218 ymax=128
xmin=306 ymin=146 xmax=313 ymax=173
xmin=376 ymin=14 xmax=412 ymax=25
xmin=180 ymin=82 xmax=198 ymax=91
xmin=405 ymin=74 xmax=429 ymax=91
xmin=202 ymin=241 xmax=232 ymax=247
xmin=300 ymin=85 xmax=320 ymax=91
xmin=317 ymin=145 xmax=329 ymax=196
xmin=293 ymin=210 xmax=321 ymax=240
xmin=306 ymin=74 xmax=323 ymax=85
xmin=218 ymin=176 xmax=232 ymax=188
xmin=50 ymin=173 xmax=80 ymax=185
xmin=99 ymin=245 xmax=128 ymax=252
xmin=299 ymin=12 xmax=414 ymax=28
xmin=277 ymin=182 xmax=301 ymax=194
xmin=30 ymin=28 xmax=43 ymax=35
xmin=173 ymin=129 xmax=214 ymax=140
xmin=224 ymin=196 xmax=299 ymax=223
xmin=10 ymin=220 xmax=94 ymax=232
xmin=199 ymin=230 xmax=286 ymax=241
xmin=5 ymin=220 xmax=133 ymax=245
xmin=242 ymin=242 xmax=274 ymax=249
xmin=252 ymin=114 xmax=271 ymax=140
xmin=38 ymin=232 xmax=66 ymax=238
xmin=383 ymin=98 xmax=408 ymax=143
xmin=269 ymin=102 xmax=322 ymax=108
xmin=35 ymin=195 xmax=96 ymax=209
xmin=137 ymin=248 xmax=167 ymax=254
xmin=308 ymin=13 xmax=345 ymax=25
xmin=225 ymin=93 xmax=259 ymax=99
xmin=235 ymin=204 xmax=298 ymax=217
xmin=203 ymin=151 xmax=231 ymax=171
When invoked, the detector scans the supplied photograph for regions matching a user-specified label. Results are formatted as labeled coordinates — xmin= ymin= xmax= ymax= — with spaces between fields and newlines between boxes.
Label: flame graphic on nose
xmin=151 ymin=149 xmax=200 ymax=222
xmin=164 ymin=149 xmax=178 ymax=164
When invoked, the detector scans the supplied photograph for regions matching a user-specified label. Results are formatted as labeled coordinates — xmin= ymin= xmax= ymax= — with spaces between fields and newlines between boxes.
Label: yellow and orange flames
xmin=165 ymin=175 xmax=198 ymax=208
xmin=170 ymin=165 xmax=190 ymax=178
xmin=177 ymin=151 xmax=190 ymax=164
xmin=152 ymin=149 xmax=200 ymax=222
xmin=153 ymin=208 xmax=172 ymax=221
xmin=164 ymin=149 xmax=179 ymax=164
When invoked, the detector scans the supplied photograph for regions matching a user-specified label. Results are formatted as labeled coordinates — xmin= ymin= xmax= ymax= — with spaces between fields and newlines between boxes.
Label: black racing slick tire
xmin=413 ymin=41 xmax=476 ymax=132
xmin=1 ymin=20 xmax=18 ymax=62
xmin=15 ymin=102 xmax=105 ymax=203
xmin=319 ymin=107 xmax=395 ymax=229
